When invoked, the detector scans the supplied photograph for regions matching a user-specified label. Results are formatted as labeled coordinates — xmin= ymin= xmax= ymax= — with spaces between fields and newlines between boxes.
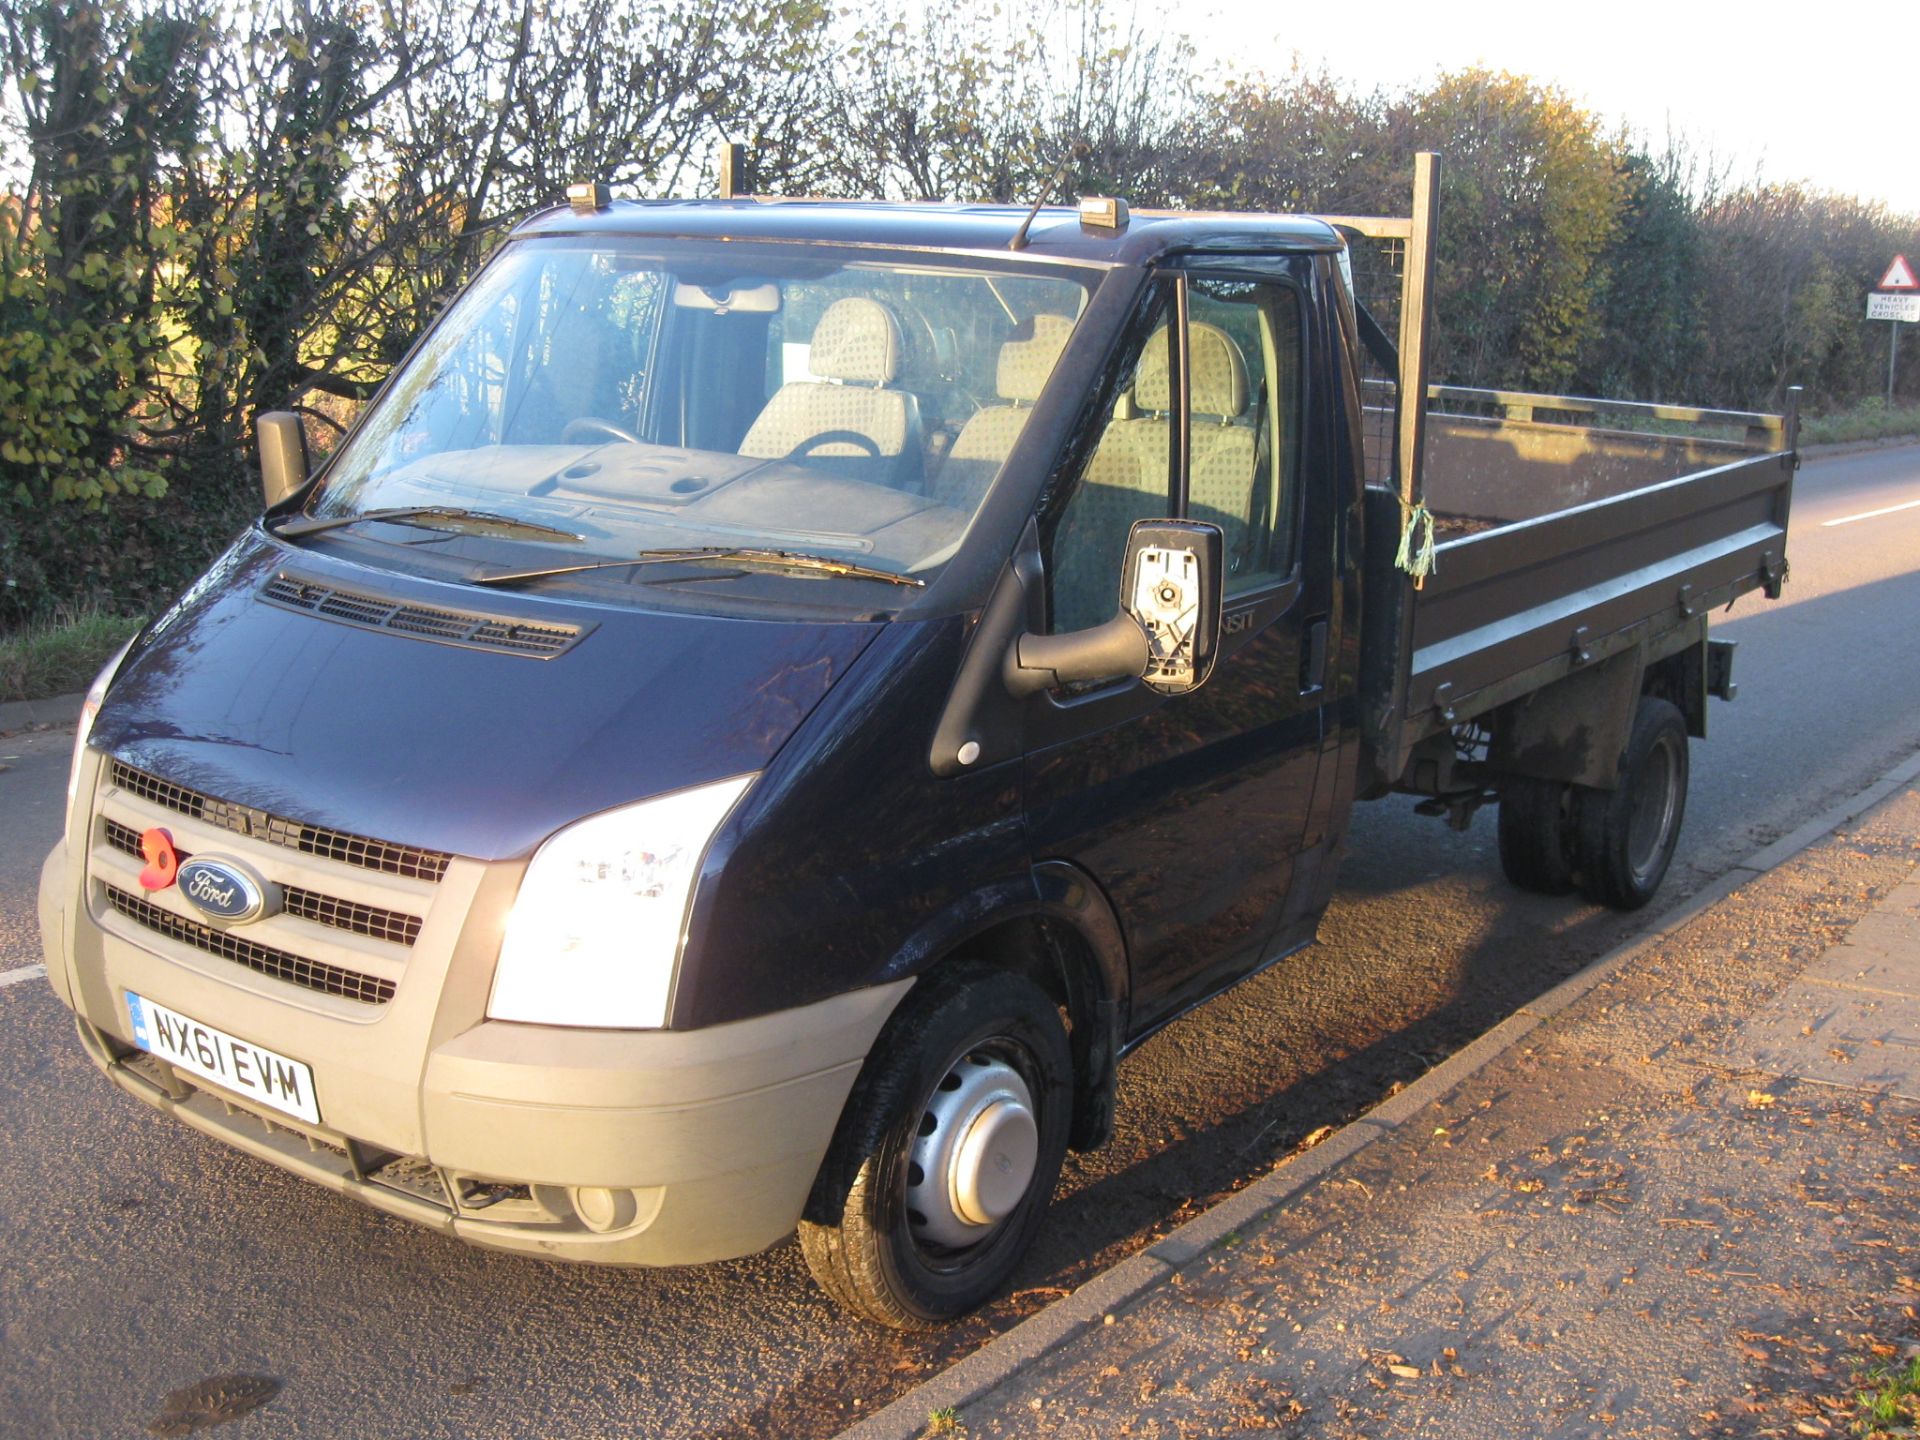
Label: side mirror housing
xmin=256 ymin=411 xmax=308 ymax=508
xmin=1120 ymin=520 xmax=1223 ymax=694
xmin=1004 ymin=519 xmax=1223 ymax=697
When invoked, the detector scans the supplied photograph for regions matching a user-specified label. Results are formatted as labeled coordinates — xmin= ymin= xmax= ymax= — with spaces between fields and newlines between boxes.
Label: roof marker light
xmin=566 ymin=182 xmax=611 ymax=214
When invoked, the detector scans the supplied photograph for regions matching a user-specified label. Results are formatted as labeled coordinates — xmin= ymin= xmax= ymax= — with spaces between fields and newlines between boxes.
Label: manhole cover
xmin=147 ymin=1375 xmax=281 ymax=1436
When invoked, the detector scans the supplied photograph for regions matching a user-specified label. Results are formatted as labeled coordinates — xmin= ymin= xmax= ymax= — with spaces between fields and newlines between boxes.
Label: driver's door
xmin=1024 ymin=261 xmax=1333 ymax=1035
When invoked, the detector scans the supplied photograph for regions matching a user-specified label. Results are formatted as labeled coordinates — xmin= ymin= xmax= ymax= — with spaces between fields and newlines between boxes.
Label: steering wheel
xmin=786 ymin=429 xmax=885 ymax=460
xmin=562 ymin=416 xmax=643 ymax=446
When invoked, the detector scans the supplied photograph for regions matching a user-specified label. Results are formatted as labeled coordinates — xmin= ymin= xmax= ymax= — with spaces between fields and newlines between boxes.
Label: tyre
xmin=1496 ymin=776 xmax=1576 ymax=895
xmin=1572 ymin=697 xmax=1689 ymax=911
xmin=798 ymin=965 xmax=1072 ymax=1327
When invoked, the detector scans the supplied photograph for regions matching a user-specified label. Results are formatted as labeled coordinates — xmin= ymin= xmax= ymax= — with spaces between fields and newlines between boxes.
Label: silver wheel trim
xmin=905 ymin=1050 xmax=1040 ymax=1250
xmin=1626 ymin=734 xmax=1682 ymax=883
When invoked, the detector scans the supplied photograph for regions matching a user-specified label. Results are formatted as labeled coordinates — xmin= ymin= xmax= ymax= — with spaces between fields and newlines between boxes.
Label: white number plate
xmin=126 ymin=992 xmax=321 ymax=1125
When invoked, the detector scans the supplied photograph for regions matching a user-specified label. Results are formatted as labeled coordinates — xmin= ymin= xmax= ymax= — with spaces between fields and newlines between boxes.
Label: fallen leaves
xmin=147 ymin=1376 xmax=280 ymax=1438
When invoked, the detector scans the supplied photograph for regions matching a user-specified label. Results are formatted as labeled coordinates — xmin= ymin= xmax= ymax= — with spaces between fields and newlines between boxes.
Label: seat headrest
xmin=1133 ymin=322 xmax=1249 ymax=418
xmin=809 ymin=297 xmax=903 ymax=384
xmin=996 ymin=313 xmax=1074 ymax=403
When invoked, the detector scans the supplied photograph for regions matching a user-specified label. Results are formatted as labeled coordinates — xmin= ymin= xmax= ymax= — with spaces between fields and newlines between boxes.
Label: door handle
xmin=1301 ymin=617 xmax=1328 ymax=694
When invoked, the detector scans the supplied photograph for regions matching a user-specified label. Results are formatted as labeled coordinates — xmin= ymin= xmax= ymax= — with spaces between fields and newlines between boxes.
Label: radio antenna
xmin=1009 ymin=141 xmax=1091 ymax=251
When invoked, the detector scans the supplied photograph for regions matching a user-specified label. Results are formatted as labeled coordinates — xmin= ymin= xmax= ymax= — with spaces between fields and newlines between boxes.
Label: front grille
xmin=102 ymin=820 xmax=422 ymax=946
xmin=110 ymin=762 xmax=450 ymax=882
xmin=291 ymin=824 xmax=449 ymax=882
xmin=104 ymin=886 xmax=396 ymax=1005
xmin=262 ymin=573 xmax=586 ymax=658
xmin=115 ymin=766 xmax=203 ymax=818
xmin=282 ymin=888 xmax=421 ymax=946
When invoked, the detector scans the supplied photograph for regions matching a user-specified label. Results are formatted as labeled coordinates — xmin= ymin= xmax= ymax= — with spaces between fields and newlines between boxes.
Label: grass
xmin=925 ymin=1407 xmax=965 ymax=1436
xmin=1800 ymin=398 xmax=1920 ymax=447
xmin=0 ymin=607 xmax=146 ymax=705
xmin=1857 ymin=1353 xmax=1920 ymax=1435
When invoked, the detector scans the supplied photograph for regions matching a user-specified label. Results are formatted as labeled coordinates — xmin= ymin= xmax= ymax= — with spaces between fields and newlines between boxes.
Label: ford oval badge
xmin=177 ymin=856 xmax=275 ymax=925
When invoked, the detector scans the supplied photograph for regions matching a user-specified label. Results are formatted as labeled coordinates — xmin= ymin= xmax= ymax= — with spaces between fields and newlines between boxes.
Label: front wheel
xmin=1572 ymin=696 xmax=1689 ymax=911
xmin=798 ymin=966 xmax=1072 ymax=1327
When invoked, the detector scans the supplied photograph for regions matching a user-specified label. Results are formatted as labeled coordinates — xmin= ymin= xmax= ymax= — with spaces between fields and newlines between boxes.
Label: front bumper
xmin=40 ymin=817 xmax=909 ymax=1267
xmin=38 ymin=841 xmax=69 ymax=1003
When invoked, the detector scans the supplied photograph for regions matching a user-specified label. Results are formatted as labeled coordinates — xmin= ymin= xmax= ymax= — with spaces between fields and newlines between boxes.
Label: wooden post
xmin=1396 ymin=152 xmax=1439 ymax=514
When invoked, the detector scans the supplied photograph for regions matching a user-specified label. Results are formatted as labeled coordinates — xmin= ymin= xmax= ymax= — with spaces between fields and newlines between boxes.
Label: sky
xmin=1190 ymin=0 xmax=1915 ymax=221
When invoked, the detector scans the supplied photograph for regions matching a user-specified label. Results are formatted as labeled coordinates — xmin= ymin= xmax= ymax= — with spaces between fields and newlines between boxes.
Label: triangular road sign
xmin=1881 ymin=254 xmax=1918 ymax=290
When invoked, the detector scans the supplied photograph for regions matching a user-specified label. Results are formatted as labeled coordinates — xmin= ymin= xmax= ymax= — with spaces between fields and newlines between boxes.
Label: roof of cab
xmin=509 ymin=197 xmax=1345 ymax=266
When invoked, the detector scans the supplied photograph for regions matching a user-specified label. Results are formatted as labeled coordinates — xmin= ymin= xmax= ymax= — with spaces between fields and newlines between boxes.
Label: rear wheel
xmin=1497 ymin=777 xmax=1576 ymax=895
xmin=1572 ymin=697 xmax=1689 ymax=911
xmin=798 ymin=966 xmax=1072 ymax=1327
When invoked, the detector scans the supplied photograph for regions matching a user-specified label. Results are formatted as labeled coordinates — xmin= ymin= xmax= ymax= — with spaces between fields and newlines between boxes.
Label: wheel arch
xmin=1488 ymin=646 xmax=1644 ymax=791
xmin=1639 ymin=627 xmax=1710 ymax=740
xmin=859 ymin=862 xmax=1130 ymax=1155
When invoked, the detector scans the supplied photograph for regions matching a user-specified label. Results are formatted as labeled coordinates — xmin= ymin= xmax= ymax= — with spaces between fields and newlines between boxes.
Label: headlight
xmin=487 ymin=774 xmax=756 ymax=1029
xmin=67 ymin=638 xmax=136 ymax=812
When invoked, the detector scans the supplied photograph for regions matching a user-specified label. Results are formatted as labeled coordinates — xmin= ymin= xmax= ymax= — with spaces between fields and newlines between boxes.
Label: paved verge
xmin=847 ymin=754 xmax=1920 ymax=1440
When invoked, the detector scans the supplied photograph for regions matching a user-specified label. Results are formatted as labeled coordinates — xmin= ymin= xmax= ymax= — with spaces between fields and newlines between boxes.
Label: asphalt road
xmin=3 ymin=443 xmax=1919 ymax=1440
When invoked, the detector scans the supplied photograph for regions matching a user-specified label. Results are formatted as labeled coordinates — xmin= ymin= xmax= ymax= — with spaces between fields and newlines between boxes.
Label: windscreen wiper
xmin=470 ymin=546 xmax=926 ymax=589
xmin=269 ymin=505 xmax=584 ymax=542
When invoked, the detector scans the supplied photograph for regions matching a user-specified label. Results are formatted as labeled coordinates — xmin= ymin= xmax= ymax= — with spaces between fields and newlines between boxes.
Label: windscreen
xmin=304 ymin=238 xmax=1093 ymax=595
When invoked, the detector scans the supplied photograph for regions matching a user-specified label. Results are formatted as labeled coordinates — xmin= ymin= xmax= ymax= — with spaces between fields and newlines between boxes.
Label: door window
xmin=1045 ymin=316 xmax=1175 ymax=633
xmin=1044 ymin=277 xmax=1304 ymax=634
xmin=1187 ymin=277 xmax=1303 ymax=593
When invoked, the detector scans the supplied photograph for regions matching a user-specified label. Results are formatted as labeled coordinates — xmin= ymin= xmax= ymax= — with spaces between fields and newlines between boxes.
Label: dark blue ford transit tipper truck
xmin=38 ymin=158 xmax=1798 ymax=1325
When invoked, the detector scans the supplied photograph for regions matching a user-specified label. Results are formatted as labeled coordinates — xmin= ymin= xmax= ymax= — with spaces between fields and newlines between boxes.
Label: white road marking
xmin=0 ymin=963 xmax=47 ymax=989
xmin=1822 ymin=496 xmax=1920 ymax=527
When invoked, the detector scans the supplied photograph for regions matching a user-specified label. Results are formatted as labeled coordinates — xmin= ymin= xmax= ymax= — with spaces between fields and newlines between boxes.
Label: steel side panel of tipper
xmin=1395 ymin=446 xmax=1795 ymax=747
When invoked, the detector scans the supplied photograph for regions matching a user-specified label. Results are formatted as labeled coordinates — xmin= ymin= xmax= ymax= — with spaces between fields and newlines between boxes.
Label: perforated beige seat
xmin=1129 ymin=323 xmax=1259 ymax=575
xmin=1048 ymin=328 xmax=1171 ymax=633
xmin=740 ymin=297 xmax=923 ymax=488
xmin=1048 ymin=323 xmax=1265 ymax=632
xmin=929 ymin=313 xmax=1076 ymax=512
xmin=1048 ymin=431 xmax=1150 ymax=634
